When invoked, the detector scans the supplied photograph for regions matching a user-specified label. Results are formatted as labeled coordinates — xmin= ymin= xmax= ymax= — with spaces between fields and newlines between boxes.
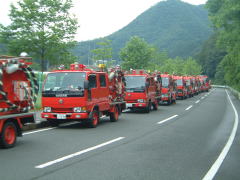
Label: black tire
xmin=110 ymin=106 xmax=119 ymax=122
xmin=144 ymin=102 xmax=151 ymax=113
xmin=48 ymin=119 xmax=59 ymax=127
xmin=87 ymin=110 xmax=99 ymax=128
xmin=0 ymin=122 xmax=17 ymax=148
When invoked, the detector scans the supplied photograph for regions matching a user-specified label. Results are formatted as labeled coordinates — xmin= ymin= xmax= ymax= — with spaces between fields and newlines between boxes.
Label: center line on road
xmin=185 ymin=105 xmax=193 ymax=111
xmin=195 ymin=100 xmax=200 ymax=104
xmin=35 ymin=137 xmax=125 ymax=169
xmin=202 ymin=90 xmax=239 ymax=180
xmin=201 ymin=97 xmax=205 ymax=99
xmin=157 ymin=115 xmax=178 ymax=125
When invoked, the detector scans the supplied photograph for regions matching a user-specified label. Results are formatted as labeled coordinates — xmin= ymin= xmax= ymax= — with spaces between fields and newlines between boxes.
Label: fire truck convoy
xmin=124 ymin=70 xmax=161 ymax=113
xmin=0 ymin=56 xmax=39 ymax=148
xmin=41 ymin=63 xmax=126 ymax=128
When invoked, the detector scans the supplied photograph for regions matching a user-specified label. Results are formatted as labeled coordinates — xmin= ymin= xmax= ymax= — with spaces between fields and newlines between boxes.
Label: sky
xmin=0 ymin=0 xmax=208 ymax=41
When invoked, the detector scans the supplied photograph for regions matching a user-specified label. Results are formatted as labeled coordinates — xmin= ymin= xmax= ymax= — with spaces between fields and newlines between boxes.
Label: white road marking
xmin=202 ymin=90 xmax=239 ymax=180
xmin=185 ymin=105 xmax=193 ymax=111
xmin=23 ymin=127 xmax=56 ymax=135
xmin=157 ymin=115 xmax=178 ymax=125
xmin=201 ymin=97 xmax=205 ymax=100
xmin=23 ymin=122 xmax=80 ymax=136
xmin=195 ymin=100 xmax=200 ymax=104
xmin=35 ymin=137 xmax=125 ymax=169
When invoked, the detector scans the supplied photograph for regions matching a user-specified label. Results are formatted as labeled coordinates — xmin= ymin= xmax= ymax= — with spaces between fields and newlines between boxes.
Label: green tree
xmin=182 ymin=57 xmax=202 ymax=75
xmin=120 ymin=36 xmax=154 ymax=70
xmin=91 ymin=39 xmax=112 ymax=64
xmin=0 ymin=0 xmax=78 ymax=71
xmin=207 ymin=0 xmax=240 ymax=90
xmin=147 ymin=48 xmax=168 ymax=71
xmin=158 ymin=57 xmax=202 ymax=75
xmin=214 ymin=60 xmax=226 ymax=85
xmin=195 ymin=33 xmax=226 ymax=79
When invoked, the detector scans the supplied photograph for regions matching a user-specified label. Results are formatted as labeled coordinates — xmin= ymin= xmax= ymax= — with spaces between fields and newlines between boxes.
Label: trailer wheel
xmin=110 ymin=106 xmax=119 ymax=122
xmin=0 ymin=122 xmax=17 ymax=148
xmin=88 ymin=110 xmax=99 ymax=128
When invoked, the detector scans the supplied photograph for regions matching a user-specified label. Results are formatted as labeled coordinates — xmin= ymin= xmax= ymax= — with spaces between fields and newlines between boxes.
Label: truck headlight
xmin=73 ymin=107 xmax=81 ymax=112
xmin=137 ymin=99 xmax=145 ymax=103
xmin=44 ymin=107 xmax=51 ymax=112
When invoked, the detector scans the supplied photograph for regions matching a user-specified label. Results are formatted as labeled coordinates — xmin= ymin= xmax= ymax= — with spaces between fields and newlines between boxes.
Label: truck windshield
xmin=162 ymin=77 xmax=169 ymax=88
xmin=125 ymin=76 xmax=145 ymax=92
xmin=176 ymin=79 xmax=183 ymax=86
xmin=42 ymin=72 xmax=86 ymax=97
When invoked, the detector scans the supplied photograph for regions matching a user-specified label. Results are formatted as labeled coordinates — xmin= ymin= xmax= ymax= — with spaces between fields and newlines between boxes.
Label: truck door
xmin=88 ymin=74 xmax=97 ymax=101
xmin=99 ymin=73 xmax=109 ymax=111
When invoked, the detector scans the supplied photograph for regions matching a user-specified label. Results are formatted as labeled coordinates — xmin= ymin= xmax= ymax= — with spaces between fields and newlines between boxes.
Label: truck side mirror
xmin=84 ymin=80 xmax=89 ymax=90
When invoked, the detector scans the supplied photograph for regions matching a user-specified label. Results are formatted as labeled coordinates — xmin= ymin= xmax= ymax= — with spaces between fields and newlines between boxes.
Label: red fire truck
xmin=173 ymin=75 xmax=187 ymax=100
xmin=124 ymin=70 xmax=161 ymax=113
xmin=192 ymin=76 xmax=200 ymax=95
xmin=41 ymin=63 xmax=126 ymax=128
xmin=0 ymin=55 xmax=38 ymax=148
xmin=160 ymin=73 xmax=177 ymax=105
xmin=184 ymin=76 xmax=194 ymax=98
xmin=198 ymin=75 xmax=211 ymax=92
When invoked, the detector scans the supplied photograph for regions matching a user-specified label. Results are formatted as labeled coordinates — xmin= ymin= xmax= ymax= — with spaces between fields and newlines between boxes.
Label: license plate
xmin=57 ymin=114 xmax=66 ymax=119
xmin=126 ymin=103 xmax=133 ymax=108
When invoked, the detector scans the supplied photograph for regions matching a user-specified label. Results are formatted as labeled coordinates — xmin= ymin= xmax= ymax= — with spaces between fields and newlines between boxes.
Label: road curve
xmin=0 ymin=88 xmax=239 ymax=180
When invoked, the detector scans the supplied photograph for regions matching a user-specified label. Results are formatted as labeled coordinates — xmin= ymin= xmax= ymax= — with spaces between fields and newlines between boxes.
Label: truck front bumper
xmin=126 ymin=103 xmax=147 ymax=108
xmin=41 ymin=112 xmax=89 ymax=120
xmin=161 ymin=97 xmax=169 ymax=101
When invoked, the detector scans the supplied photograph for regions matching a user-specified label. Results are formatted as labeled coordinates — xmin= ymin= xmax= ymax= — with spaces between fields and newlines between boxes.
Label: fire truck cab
xmin=41 ymin=63 xmax=126 ymax=128
xmin=124 ymin=70 xmax=160 ymax=113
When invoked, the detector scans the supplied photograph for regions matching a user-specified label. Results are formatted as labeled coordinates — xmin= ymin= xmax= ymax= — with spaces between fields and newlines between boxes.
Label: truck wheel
xmin=88 ymin=110 xmax=99 ymax=128
xmin=144 ymin=102 xmax=151 ymax=113
xmin=152 ymin=101 xmax=158 ymax=110
xmin=48 ymin=119 xmax=59 ymax=127
xmin=0 ymin=122 xmax=17 ymax=148
xmin=110 ymin=106 xmax=119 ymax=122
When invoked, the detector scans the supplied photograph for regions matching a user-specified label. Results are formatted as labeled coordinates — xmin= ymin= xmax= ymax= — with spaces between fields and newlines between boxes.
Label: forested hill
xmin=73 ymin=0 xmax=212 ymax=64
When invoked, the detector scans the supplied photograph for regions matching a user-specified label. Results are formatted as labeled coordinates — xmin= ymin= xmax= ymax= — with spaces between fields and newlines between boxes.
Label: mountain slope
xmin=74 ymin=0 xmax=212 ymax=64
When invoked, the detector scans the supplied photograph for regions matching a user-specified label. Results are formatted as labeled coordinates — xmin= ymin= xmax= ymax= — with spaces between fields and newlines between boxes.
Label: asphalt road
xmin=0 ymin=88 xmax=239 ymax=180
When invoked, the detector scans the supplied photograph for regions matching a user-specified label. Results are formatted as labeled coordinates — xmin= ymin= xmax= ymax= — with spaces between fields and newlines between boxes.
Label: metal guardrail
xmin=212 ymin=85 xmax=240 ymax=100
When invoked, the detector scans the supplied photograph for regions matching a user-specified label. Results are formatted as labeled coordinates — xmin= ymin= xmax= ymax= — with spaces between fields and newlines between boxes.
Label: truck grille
xmin=52 ymin=108 xmax=73 ymax=113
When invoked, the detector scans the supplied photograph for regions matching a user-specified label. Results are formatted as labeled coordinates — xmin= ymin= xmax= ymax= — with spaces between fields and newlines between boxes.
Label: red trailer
xmin=41 ymin=63 xmax=126 ymax=128
xmin=0 ymin=56 xmax=38 ymax=148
